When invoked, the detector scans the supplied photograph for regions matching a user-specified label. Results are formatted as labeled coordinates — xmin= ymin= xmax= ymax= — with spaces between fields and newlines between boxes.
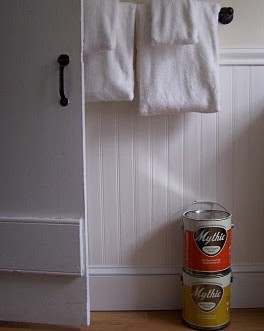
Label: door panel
xmin=0 ymin=0 xmax=84 ymax=218
xmin=0 ymin=218 xmax=83 ymax=275
xmin=0 ymin=0 xmax=89 ymax=325
xmin=1 ymin=274 xmax=88 ymax=326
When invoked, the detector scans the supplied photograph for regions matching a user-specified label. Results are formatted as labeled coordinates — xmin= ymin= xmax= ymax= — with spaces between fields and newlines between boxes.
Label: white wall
xmin=216 ymin=0 xmax=264 ymax=48
xmin=86 ymin=0 xmax=264 ymax=309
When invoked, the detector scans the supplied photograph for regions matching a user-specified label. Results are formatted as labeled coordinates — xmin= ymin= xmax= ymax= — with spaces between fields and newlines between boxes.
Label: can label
xmin=182 ymin=271 xmax=231 ymax=329
xmin=192 ymin=283 xmax=223 ymax=312
xmin=184 ymin=218 xmax=231 ymax=273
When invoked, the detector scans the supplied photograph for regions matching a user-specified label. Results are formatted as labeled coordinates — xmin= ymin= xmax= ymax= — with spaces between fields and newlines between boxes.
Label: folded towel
xmin=136 ymin=2 xmax=220 ymax=116
xmin=151 ymin=0 xmax=198 ymax=45
xmin=84 ymin=3 xmax=136 ymax=102
xmin=83 ymin=0 xmax=119 ymax=54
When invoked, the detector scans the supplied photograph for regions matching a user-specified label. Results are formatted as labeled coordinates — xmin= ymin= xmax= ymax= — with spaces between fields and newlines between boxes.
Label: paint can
xmin=183 ymin=202 xmax=232 ymax=274
xmin=182 ymin=269 xmax=232 ymax=330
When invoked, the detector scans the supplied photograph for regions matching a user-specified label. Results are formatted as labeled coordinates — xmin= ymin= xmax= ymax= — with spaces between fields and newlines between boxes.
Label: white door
xmin=0 ymin=0 xmax=89 ymax=326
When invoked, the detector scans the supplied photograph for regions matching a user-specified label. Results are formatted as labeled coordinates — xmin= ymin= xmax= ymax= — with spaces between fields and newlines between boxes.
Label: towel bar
xmin=219 ymin=7 xmax=234 ymax=24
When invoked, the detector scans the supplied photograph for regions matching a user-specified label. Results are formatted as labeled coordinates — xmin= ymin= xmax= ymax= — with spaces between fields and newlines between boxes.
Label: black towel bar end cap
xmin=219 ymin=7 xmax=234 ymax=25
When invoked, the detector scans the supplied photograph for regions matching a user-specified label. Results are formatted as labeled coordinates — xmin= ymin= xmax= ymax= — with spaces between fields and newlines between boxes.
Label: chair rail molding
xmin=220 ymin=48 xmax=264 ymax=65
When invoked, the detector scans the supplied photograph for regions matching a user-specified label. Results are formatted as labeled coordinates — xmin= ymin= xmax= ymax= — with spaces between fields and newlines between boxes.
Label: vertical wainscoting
xmin=86 ymin=65 xmax=264 ymax=309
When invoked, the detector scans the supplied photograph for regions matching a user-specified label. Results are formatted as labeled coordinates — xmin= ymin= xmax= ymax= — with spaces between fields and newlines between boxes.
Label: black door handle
xmin=57 ymin=54 xmax=70 ymax=106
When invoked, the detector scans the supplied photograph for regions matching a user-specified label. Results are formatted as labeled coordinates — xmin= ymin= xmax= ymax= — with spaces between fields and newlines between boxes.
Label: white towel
xmin=84 ymin=3 xmax=136 ymax=102
xmin=83 ymin=0 xmax=119 ymax=54
xmin=151 ymin=0 xmax=198 ymax=45
xmin=136 ymin=2 xmax=220 ymax=116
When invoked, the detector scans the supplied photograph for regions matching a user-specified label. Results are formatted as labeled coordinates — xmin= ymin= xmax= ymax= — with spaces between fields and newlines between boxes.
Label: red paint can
xmin=183 ymin=202 xmax=232 ymax=274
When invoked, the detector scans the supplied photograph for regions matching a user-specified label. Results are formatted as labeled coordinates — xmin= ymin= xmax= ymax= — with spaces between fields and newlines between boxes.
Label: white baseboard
xmin=89 ymin=265 xmax=264 ymax=310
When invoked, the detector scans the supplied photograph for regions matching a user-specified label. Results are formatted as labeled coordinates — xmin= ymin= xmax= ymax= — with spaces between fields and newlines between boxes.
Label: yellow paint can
xmin=182 ymin=270 xmax=231 ymax=330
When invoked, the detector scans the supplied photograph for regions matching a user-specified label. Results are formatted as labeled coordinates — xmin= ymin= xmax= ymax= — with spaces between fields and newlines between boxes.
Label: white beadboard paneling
xmin=86 ymin=64 xmax=264 ymax=269
xmin=232 ymin=66 xmax=250 ymax=263
xmin=183 ymin=113 xmax=202 ymax=205
xmin=86 ymin=104 xmax=103 ymax=265
xmin=134 ymin=116 xmax=153 ymax=264
xmin=0 ymin=217 xmax=83 ymax=275
xmin=217 ymin=66 xmax=233 ymax=211
xmin=167 ymin=114 xmax=184 ymax=265
xmin=151 ymin=117 xmax=168 ymax=265
xmin=118 ymin=107 xmax=136 ymax=265
xmin=200 ymin=113 xmax=217 ymax=201
xmin=100 ymin=106 xmax=119 ymax=265
xmin=248 ymin=67 xmax=264 ymax=262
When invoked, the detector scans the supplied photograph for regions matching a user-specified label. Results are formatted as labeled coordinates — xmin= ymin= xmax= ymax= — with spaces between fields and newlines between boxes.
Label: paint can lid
xmin=183 ymin=201 xmax=231 ymax=221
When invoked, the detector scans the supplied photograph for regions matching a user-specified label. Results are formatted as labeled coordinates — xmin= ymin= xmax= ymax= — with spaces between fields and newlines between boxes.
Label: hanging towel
xmin=151 ymin=0 xmax=198 ymax=45
xmin=136 ymin=2 xmax=221 ymax=116
xmin=84 ymin=3 xmax=136 ymax=102
xmin=83 ymin=0 xmax=119 ymax=54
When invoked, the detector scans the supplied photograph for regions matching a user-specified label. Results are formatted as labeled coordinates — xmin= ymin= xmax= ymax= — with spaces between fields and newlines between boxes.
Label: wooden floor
xmin=0 ymin=309 xmax=264 ymax=331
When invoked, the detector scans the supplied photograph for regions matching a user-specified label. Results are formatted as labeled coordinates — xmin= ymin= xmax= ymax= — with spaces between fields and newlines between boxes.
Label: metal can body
xmin=182 ymin=270 xmax=231 ymax=330
xmin=183 ymin=202 xmax=232 ymax=273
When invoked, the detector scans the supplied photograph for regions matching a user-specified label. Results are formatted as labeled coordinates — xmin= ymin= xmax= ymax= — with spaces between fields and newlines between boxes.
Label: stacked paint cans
xmin=182 ymin=201 xmax=233 ymax=330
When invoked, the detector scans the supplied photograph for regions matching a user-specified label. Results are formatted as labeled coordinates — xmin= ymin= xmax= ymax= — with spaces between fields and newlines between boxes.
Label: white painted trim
xmin=219 ymin=48 xmax=264 ymax=65
xmin=0 ymin=273 xmax=87 ymax=326
xmin=0 ymin=269 xmax=81 ymax=276
xmin=0 ymin=218 xmax=84 ymax=275
xmin=89 ymin=266 xmax=181 ymax=276
xmin=89 ymin=264 xmax=264 ymax=276
xmin=0 ymin=216 xmax=82 ymax=225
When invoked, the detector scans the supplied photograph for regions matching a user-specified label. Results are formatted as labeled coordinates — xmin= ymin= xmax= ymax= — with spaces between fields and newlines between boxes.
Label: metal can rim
xmin=182 ymin=267 xmax=232 ymax=278
xmin=183 ymin=209 xmax=232 ymax=221
xmin=183 ymin=319 xmax=230 ymax=331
